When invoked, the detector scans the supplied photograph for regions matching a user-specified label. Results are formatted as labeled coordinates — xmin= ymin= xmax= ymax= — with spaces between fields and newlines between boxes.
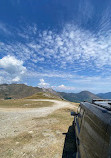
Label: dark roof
xmin=92 ymin=99 xmax=111 ymax=111
xmin=80 ymin=101 xmax=111 ymax=126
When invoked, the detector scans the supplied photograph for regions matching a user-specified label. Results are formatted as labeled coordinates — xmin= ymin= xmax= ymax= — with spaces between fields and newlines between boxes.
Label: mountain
xmin=42 ymin=87 xmax=62 ymax=98
xmin=97 ymin=92 xmax=111 ymax=99
xmin=0 ymin=84 xmax=61 ymax=100
xmin=59 ymin=91 xmax=100 ymax=103
xmin=0 ymin=84 xmax=101 ymax=102
xmin=0 ymin=84 xmax=42 ymax=99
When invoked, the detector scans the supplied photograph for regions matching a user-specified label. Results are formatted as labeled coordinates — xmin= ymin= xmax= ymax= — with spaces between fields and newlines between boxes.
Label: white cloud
xmin=1 ymin=22 xmax=111 ymax=91
xmin=0 ymin=55 xmax=26 ymax=83
xmin=1 ymin=23 xmax=111 ymax=73
xmin=38 ymin=79 xmax=50 ymax=88
xmin=27 ymin=71 xmax=73 ymax=78
xmin=27 ymin=24 xmax=111 ymax=71
xmin=0 ymin=55 xmax=26 ymax=74
xmin=52 ymin=84 xmax=76 ymax=92
xmin=12 ymin=76 xmax=21 ymax=82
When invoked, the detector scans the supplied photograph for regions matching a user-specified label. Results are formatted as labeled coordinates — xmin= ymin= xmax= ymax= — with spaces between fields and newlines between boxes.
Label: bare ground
xmin=0 ymin=99 xmax=78 ymax=158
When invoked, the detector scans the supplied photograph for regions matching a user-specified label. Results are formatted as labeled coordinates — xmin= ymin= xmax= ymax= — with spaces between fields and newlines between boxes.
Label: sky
xmin=0 ymin=0 xmax=111 ymax=93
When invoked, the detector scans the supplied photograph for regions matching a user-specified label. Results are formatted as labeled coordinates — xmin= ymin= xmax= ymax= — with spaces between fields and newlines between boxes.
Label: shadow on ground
xmin=62 ymin=121 xmax=77 ymax=158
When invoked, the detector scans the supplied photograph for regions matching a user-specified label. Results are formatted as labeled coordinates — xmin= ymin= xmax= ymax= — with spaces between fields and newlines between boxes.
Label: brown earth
xmin=0 ymin=99 xmax=78 ymax=158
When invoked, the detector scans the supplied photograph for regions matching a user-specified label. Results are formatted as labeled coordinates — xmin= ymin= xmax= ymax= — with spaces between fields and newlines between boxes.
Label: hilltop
xmin=59 ymin=91 xmax=100 ymax=102
xmin=0 ymin=84 xmax=62 ymax=100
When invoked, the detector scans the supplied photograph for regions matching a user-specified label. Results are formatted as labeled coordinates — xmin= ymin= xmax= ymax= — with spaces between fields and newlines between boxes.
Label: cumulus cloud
xmin=38 ymin=79 xmax=75 ymax=92
xmin=52 ymin=84 xmax=76 ymax=92
xmin=1 ymin=22 xmax=111 ymax=91
xmin=1 ymin=23 xmax=111 ymax=74
xmin=0 ymin=55 xmax=26 ymax=74
xmin=12 ymin=76 xmax=21 ymax=82
xmin=38 ymin=79 xmax=50 ymax=88
xmin=0 ymin=55 xmax=26 ymax=83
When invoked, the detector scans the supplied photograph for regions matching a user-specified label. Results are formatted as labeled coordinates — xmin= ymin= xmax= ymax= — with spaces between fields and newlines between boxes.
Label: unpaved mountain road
xmin=0 ymin=99 xmax=77 ymax=139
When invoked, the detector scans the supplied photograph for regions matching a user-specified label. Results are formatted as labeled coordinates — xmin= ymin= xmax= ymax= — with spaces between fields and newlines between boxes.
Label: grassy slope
xmin=25 ymin=92 xmax=62 ymax=100
xmin=0 ymin=84 xmax=62 ymax=100
xmin=0 ymin=91 xmax=62 ymax=108
xmin=0 ymin=99 xmax=53 ymax=108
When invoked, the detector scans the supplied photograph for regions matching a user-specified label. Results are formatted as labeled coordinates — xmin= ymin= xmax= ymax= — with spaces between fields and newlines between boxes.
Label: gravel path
xmin=0 ymin=99 xmax=76 ymax=138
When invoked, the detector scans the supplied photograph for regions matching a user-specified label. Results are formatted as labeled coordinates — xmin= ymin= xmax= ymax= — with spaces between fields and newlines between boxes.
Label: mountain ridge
xmin=97 ymin=92 xmax=111 ymax=99
xmin=0 ymin=83 xmax=111 ymax=102
xmin=59 ymin=90 xmax=100 ymax=102
xmin=0 ymin=84 xmax=63 ymax=100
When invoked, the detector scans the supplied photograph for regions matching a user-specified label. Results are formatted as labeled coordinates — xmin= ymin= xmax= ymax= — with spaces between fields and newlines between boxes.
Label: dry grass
xmin=0 ymin=99 xmax=53 ymax=108
xmin=25 ymin=92 xmax=61 ymax=100
xmin=0 ymin=106 xmax=77 ymax=158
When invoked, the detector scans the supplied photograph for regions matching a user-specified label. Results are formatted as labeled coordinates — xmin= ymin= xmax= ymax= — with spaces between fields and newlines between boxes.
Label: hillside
xmin=59 ymin=91 xmax=100 ymax=103
xmin=0 ymin=84 xmax=102 ymax=102
xmin=0 ymin=84 xmax=43 ymax=99
xmin=0 ymin=84 xmax=61 ymax=100
xmin=97 ymin=92 xmax=111 ymax=99
xmin=26 ymin=92 xmax=62 ymax=100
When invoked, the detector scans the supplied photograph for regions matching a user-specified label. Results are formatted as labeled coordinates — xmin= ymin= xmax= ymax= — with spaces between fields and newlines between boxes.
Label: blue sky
xmin=0 ymin=0 xmax=111 ymax=93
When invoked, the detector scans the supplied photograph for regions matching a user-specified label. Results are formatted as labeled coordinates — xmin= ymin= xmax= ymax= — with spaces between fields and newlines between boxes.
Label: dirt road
xmin=0 ymin=99 xmax=77 ymax=138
